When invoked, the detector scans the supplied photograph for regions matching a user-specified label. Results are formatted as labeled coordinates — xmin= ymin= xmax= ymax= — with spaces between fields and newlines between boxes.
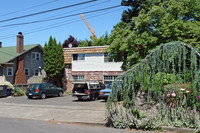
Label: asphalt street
xmin=0 ymin=117 xmax=157 ymax=133
xmin=0 ymin=95 xmax=182 ymax=133
xmin=0 ymin=95 xmax=106 ymax=124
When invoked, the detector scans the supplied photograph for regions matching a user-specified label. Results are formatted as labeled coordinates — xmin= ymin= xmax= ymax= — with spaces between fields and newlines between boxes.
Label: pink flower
xmin=190 ymin=89 xmax=193 ymax=93
xmin=171 ymin=92 xmax=176 ymax=97
xmin=198 ymin=96 xmax=200 ymax=100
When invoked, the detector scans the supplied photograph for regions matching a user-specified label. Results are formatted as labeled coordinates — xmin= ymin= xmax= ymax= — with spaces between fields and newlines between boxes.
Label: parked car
xmin=25 ymin=83 xmax=63 ymax=99
xmin=99 ymin=83 xmax=112 ymax=101
xmin=72 ymin=81 xmax=105 ymax=101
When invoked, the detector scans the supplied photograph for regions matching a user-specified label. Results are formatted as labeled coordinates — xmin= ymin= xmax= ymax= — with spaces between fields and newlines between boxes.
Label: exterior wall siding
xmin=72 ymin=53 xmax=122 ymax=71
xmin=0 ymin=67 xmax=5 ymax=85
xmin=2 ymin=47 xmax=45 ymax=85
xmin=4 ymin=59 xmax=17 ymax=84
xmin=23 ymin=47 xmax=45 ymax=84
xmin=64 ymin=46 xmax=124 ymax=91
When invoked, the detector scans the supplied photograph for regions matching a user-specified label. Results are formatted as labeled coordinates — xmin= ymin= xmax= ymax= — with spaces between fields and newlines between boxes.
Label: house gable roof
xmin=0 ymin=44 xmax=42 ymax=64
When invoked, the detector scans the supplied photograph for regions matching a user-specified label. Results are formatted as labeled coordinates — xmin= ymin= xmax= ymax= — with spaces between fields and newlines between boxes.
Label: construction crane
xmin=80 ymin=14 xmax=96 ymax=38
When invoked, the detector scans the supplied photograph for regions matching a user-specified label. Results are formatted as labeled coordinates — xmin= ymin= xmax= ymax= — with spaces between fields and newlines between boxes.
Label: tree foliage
xmin=108 ymin=0 xmax=200 ymax=70
xmin=43 ymin=36 xmax=65 ymax=87
xmin=62 ymin=35 xmax=80 ymax=48
xmin=79 ymin=32 xmax=110 ymax=47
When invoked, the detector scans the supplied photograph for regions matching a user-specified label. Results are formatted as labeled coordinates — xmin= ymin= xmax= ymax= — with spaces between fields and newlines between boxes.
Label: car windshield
xmin=106 ymin=84 xmax=112 ymax=89
xmin=28 ymin=84 xmax=40 ymax=89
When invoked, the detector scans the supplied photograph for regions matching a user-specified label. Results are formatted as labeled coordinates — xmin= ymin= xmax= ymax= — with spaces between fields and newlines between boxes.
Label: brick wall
xmin=65 ymin=69 xmax=123 ymax=91
xmin=15 ymin=56 xmax=26 ymax=84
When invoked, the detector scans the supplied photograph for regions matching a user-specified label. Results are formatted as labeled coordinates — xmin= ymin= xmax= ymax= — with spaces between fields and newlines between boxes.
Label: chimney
xmin=0 ymin=42 xmax=2 ymax=48
xmin=17 ymin=32 xmax=24 ymax=53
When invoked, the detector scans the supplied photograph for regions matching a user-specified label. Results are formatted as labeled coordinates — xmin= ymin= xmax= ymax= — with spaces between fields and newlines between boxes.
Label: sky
xmin=0 ymin=0 xmax=126 ymax=47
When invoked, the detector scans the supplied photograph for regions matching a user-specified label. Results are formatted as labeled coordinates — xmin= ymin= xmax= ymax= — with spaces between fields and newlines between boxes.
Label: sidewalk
xmin=0 ymin=101 xmax=106 ymax=125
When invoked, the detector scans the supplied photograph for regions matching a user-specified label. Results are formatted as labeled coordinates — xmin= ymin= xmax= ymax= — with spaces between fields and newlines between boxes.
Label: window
xmin=7 ymin=67 xmax=13 ymax=76
xmin=89 ymin=84 xmax=100 ymax=89
xmin=34 ymin=69 xmax=39 ymax=76
xmin=104 ymin=75 xmax=118 ymax=85
xmin=72 ymin=75 xmax=84 ymax=82
xmin=32 ymin=52 xmax=41 ymax=60
xmin=73 ymin=54 xmax=85 ymax=61
xmin=24 ymin=68 xmax=29 ymax=76
xmin=104 ymin=53 xmax=114 ymax=62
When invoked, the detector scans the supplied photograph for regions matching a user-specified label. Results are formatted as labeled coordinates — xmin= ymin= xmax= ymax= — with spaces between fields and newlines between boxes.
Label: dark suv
xmin=26 ymin=83 xmax=63 ymax=99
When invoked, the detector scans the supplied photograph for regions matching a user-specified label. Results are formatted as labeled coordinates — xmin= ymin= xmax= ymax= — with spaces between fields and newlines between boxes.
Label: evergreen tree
xmin=43 ymin=36 xmax=65 ymax=87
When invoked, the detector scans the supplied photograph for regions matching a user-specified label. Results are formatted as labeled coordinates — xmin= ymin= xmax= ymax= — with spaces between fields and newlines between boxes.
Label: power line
xmin=0 ymin=0 xmax=112 ymax=30
xmin=44 ymin=0 xmax=112 ymax=20
xmin=0 ymin=0 xmax=113 ymax=30
xmin=0 ymin=0 xmax=59 ymax=17
xmin=0 ymin=5 xmax=122 ymax=28
xmin=0 ymin=0 xmax=98 ymax=23
xmin=25 ymin=7 xmax=125 ymax=35
xmin=0 ymin=7 xmax=125 ymax=40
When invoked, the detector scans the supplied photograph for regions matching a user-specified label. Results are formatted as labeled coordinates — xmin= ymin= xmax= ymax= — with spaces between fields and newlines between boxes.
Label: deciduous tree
xmin=108 ymin=0 xmax=200 ymax=70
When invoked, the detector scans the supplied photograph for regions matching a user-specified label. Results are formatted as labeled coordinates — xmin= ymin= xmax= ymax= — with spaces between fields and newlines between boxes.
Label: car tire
xmin=40 ymin=93 xmax=46 ymax=99
xmin=78 ymin=96 xmax=83 ymax=101
xmin=92 ymin=93 xmax=98 ymax=101
xmin=28 ymin=96 xmax=32 ymax=99
xmin=58 ymin=91 xmax=63 ymax=97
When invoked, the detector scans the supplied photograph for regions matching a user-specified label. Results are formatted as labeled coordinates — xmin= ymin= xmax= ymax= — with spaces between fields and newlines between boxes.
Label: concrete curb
xmin=162 ymin=126 xmax=197 ymax=133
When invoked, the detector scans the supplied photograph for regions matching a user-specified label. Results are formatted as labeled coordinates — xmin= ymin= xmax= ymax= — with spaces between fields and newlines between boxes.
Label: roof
xmin=0 ymin=44 xmax=42 ymax=64
xmin=63 ymin=46 xmax=109 ymax=64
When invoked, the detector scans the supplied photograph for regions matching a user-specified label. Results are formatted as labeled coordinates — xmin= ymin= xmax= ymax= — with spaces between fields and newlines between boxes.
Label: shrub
xmin=4 ymin=81 xmax=14 ymax=90
xmin=11 ymin=87 xmax=25 ymax=96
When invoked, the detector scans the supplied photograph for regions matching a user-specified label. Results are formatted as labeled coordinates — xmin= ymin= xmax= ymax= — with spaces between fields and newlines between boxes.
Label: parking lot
xmin=0 ymin=95 xmax=106 ymax=124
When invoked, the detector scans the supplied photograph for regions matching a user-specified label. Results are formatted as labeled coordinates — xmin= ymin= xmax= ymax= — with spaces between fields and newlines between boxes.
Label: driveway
xmin=0 ymin=95 xmax=106 ymax=124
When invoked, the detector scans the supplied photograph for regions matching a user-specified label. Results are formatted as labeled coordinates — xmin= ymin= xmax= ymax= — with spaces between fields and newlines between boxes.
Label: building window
xmin=24 ymin=68 xmax=30 ymax=76
xmin=73 ymin=54 xmax=85 ymax=61
xmin=34 ymin=69 xmax=39 ymax=76
xmin=72 ymin=75 xmax=84 ymax=82
xmin=32 ymin=52 xmax=41 ymax=60
xmin=7 ymin=67 xmax=13 ymax=76
xmin=104 ymin=75 xmax=118 ymax=85
xmin=104 ymin=53 xmax=114 ymax=62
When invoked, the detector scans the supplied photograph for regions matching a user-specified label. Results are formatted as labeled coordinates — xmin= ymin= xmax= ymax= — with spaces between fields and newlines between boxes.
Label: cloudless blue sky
xmin=0 ymin=0 xmax=126 ymax=47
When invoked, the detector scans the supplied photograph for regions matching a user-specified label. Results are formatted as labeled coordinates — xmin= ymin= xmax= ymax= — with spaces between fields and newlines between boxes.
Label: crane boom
xmin=80 ymin=14 xmax=96 ymax=38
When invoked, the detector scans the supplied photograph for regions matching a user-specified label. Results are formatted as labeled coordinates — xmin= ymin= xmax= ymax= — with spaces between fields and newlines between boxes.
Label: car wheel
xmin=78 ymin=96 xmax=83 ymax=101
xmin=40 ymin=93 xmax=46 ymax=99
xmin=58 ymin=91 xmax=63 ymax=97
xmin=92 ymin=93 xmax=98 ymax=101
xmin=28 ymin=96 xmax=32 ymax=99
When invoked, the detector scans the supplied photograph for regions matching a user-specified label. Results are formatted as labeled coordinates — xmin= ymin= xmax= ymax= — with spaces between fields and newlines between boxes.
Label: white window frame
xmin=24 ymin=68 xmax=30 ymax=76
xmin=72 ymin=54 xmax=85 ymax=61
xmin=7 ymin=67 xmax=13 ymax=76
xmin=104 ymin=75 xmax=118 ymax=85
xmin=32 ymin=52 xmax=41 ymax=60
xmin=34 ymin=69 xmax=39 ymax=76
xmin=104 ymin=53 xmax=114 ymax=62
xmin=72 ymin=75 xmax=85 ymax=82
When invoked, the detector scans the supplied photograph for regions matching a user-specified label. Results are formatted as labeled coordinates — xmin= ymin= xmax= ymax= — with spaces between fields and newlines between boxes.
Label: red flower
xmin=190 ymin=89 xmax=193 ymax=93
